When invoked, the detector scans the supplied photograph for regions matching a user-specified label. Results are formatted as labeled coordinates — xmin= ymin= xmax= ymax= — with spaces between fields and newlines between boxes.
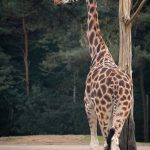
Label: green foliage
xmin=133 ymin=46 xmax=150 ymax=68
xmin=40 ymin=47 xmax=90 ymax=73
xmin=12 ymin=84 xmax=88 ymax=135
xmin=0 ymin=49 xmax=14 ymax=92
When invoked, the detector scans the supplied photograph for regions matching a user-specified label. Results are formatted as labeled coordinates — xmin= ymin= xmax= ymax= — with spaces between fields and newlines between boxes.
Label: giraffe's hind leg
xmin=112 ymin=99 xmax=132 ymax=138
xmin=110 ymin=97 xmax=132 ymax=150
xmin=85 ymin=99 xmax=99 ymax=150
xmin=97 ymin=107 xmax=112 ymax=150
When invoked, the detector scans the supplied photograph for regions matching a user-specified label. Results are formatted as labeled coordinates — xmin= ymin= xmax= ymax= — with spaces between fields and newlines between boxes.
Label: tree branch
xmin=132 ymin=0 xmax=139 ymax=11
xmin=126 ymin=0 xmax=146 ymax=25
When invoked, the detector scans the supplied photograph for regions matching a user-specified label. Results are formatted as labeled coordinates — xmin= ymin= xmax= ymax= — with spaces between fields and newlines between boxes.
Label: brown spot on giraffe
xmin=119 ymin=87 xmax=123 ymax=95
xmin=97 ymin=44 xmax=101 ymax=53
xmin=100 ymin=67 xmax=107 ymax=74
xmin=125 ymin=89 xmax=129 ymax=95
xmin=92 ymin=70 xmax=99 ymax=79
xmin=95 ymin=83 xmax=99 ymax=89
xmin=89 ymin=31 xmax=95 ymax=44
xmin=101 ymin=99 xmax=106 ymax=105
xmin=106 ymin=77 xmax=113 ymax=85
xmin=122 ymin=107 xmax=127 ymax=111
xmin=87 ymin=76 xmax=91 ymax=83
xmin=100 ymin=112 xmax=104 ymax=119
xmin=106 ymin=103 xmax=111 ymax=109
xmin=90 ymin=6 xmax=95 ymax=13
xmin=101 ymin=84 xmax=106 ymax=94
xmin=106 ymin=69 xmax=112 ymax=76
xmin=104 ymin=94 xmax=111 ymax=102
xmin=100 ymin=78 xmax=105 ymax=84
xmin=102 ymin=107 xmax=106 ymax=112
xmin=101 ymin=45 xmax=105 ymax=50
xmin=124 ymin=111 xmax=129 ymax=117
xmin=94 ymin=76 xmax=99 ymax=81
xmin=96 ymin=107 xmax=99 ymax=112
xmin=95 ymin=98 xmax=99 ymax=105
xmin=94 ymin=38 xmax=98 ymax=46
xmin=126 ymin=83 xmax=130 ymax=89
xmin=116 ymin=112 xmax=123 ymax=116
xmin=97 ymin=89 xmax=102 ymax=98
xmin=99 ymin=74 xmax=105 ymax=80
xmin=123 ymin=101 xmax=129 ymax=106
xmin=103 ymin=127 xmax=107 ymax=131
xmin=119 ymin=80 xmax=125 ymax=87
xmin=108 ymin=87 xmax=113 ymax=95
xmin=86 ymin=85 xmax=90 ymax=93
xmin=91 ymin=90 xmax=96 ymax=98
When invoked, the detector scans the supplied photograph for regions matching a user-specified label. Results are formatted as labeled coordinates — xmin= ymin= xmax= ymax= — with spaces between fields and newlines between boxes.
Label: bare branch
xmin=127 ymin=0 xmax=147 ymax=25
xmin=132 ymin=0 xmax=139 ymax=11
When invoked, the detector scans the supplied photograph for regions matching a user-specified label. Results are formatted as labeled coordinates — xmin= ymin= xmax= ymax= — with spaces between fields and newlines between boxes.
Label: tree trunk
xmin=73 ymin=72 xmax=76 ymax=103
xmin=119 ymin=0 xmax=132 ymax=74
xmin=22 ymin=16 xmax=30 ymax=96
xmin=139 ymin=67 xmax=148 ymax=142
xmin=146 ymin=94 xmax=149 ymax=141
xmin=119 ymin=0 xmax=136 ymax=149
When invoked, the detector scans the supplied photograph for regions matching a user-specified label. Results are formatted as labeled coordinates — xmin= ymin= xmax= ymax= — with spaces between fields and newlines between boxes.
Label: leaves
xmin=41 ymin=47 xmax=89 ymax=73
xmin=0 ymin=48 xmax=14 ymax=92
xmin=133 ymin=46 xmax=150 ymax=68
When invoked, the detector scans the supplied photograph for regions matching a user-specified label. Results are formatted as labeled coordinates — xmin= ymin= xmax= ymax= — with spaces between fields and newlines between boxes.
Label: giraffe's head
xmin=53 ymin=0 xmax=78 ymax=5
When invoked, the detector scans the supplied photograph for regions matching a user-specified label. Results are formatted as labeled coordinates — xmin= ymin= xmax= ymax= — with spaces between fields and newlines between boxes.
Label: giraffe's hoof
xmin=104 ymin=147 xmax=108 ymax=150
xmin=90 ymin=144 xmax=100 ymax=150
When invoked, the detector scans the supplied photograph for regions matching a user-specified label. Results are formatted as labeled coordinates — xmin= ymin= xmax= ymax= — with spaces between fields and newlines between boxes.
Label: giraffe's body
xmin=85 ymin=62 xmax=132 ymax=150
xmin=53 ymin=0 xmax=133 ymax=149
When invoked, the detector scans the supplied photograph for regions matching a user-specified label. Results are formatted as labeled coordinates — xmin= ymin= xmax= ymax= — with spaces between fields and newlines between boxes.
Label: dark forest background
xmin=0 ymin=0 xmax=150 ymax=142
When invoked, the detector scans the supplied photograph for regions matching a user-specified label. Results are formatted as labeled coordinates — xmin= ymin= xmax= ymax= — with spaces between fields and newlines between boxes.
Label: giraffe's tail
xmin=106 ymin=127 xmax=115 ymax=150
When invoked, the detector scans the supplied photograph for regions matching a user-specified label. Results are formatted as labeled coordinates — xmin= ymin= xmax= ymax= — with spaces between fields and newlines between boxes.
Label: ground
xmin=0 ymin=135 xmax=149 ymax=150
xmin=0 ymin=135 xmax=91 ymax=145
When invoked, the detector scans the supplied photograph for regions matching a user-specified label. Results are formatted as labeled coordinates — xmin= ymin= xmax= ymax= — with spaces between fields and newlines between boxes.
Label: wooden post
xmin=119 ymin=0 xmax=136 ymax=149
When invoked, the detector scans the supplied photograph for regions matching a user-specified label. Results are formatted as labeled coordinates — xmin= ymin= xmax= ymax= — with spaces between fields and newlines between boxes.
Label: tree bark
xmin=119 ymin=0 xmax=132 ymax=73
xmin=146 ymin=94 xmax=149 ymax=141
xmin=22 ymin=16 xmax=30 ymax=96
xmin=73 ymin=72 xmax=76 ymax=103
xmin=119 ymin=0 xmax=136 ymax=149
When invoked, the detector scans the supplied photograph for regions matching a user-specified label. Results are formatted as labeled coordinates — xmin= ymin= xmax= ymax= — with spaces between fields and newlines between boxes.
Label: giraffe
xmin=53 ymin=0 xmax=133 ymax=149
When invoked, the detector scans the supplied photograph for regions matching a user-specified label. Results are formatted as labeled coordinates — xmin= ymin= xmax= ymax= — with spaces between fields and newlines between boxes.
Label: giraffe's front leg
xmin=104 ymin=139 xmax=108 ymax=150
xmin=85 ymin=100 xmax=99 ymax=150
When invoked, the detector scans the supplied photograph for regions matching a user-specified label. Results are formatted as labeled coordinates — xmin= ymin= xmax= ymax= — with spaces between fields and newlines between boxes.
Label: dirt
xmin=0 ymin=145 xmax=150 ymax=150
xmin=0 ymin=135 xmax=90 ymax=145
xmin=0 ymin=135 xmax=149 ymax=146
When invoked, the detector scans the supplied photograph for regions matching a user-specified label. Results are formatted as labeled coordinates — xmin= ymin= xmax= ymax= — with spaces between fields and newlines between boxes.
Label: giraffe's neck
xmin=86 ymin=0 xmax=115 ymax=67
